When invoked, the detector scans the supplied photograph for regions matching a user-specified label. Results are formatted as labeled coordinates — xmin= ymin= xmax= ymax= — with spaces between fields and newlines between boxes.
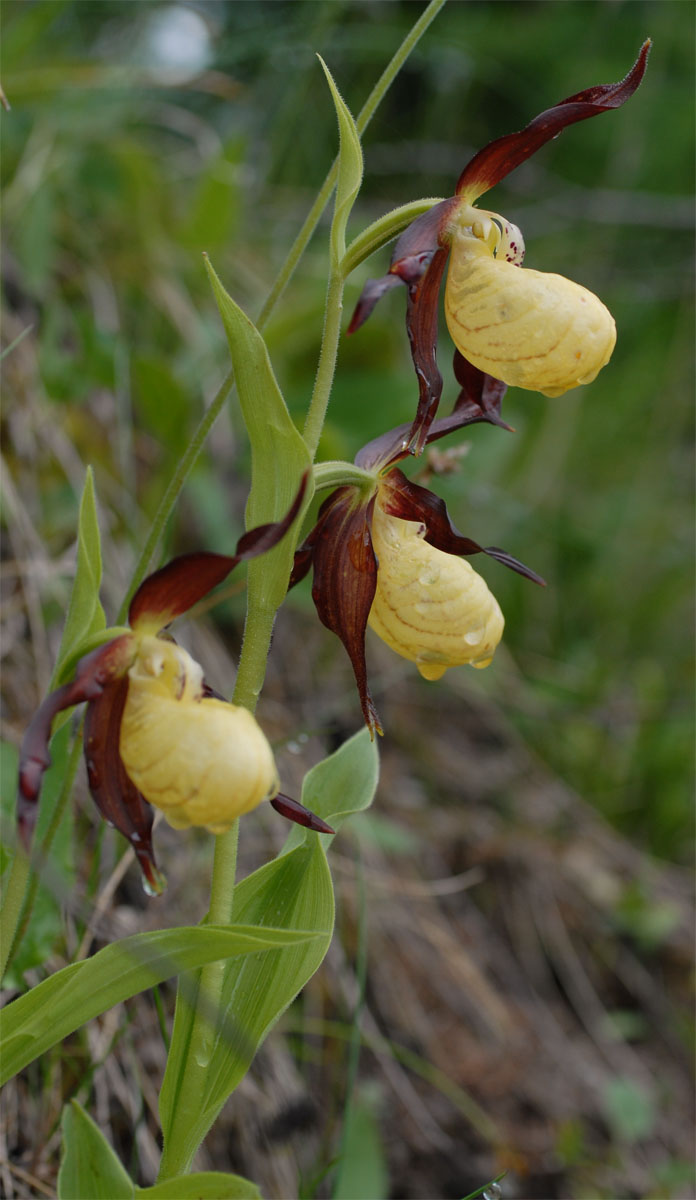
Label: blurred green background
xmin=2 ymin=2 xmax=693 ymax=1197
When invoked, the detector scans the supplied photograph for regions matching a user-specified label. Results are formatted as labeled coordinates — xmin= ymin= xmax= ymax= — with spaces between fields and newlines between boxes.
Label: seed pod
xmin=444 ymin=230 xmax=616 ymax=397
xmin=367 ymin=502 xmax=504 ymax=680
xmin=119 ymin=637 xmax=278 ymax=833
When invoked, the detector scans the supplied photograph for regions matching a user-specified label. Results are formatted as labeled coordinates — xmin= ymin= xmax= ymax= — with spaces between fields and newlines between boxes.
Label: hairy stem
xmin=303 ymin=268 xmax=346 ymax=460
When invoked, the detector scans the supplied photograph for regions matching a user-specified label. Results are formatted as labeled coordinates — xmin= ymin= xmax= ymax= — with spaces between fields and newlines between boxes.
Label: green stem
xmin=355 ymin=0 xmax=447 ymax=135
xmin=313 ymin=461 xmax=375 ymax=492
xmin=303 ymin=267 xmax=345 ymax=459
xmin=342 ymin=196 xmax=445 ymax=278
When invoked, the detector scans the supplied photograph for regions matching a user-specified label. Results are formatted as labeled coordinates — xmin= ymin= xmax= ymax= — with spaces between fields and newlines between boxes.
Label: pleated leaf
xmin=158 ymin=729 xmax=380 ymax=1177
xmin=0 ymin=924 xmax=321 ymax=1084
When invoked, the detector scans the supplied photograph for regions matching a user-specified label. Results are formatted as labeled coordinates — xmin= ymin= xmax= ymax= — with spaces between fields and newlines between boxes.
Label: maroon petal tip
xmin=129 ymin=473 xmax=309 ymax=630
xmin=456 ymin=40 xmax=652 ymax=200
xmin=271 ymin=793 xmax=335 ymax=835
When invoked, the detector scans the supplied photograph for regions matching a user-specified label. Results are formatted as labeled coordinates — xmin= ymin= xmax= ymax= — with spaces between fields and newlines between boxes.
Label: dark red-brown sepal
xmin=381 ymin=469 xmax=546 ymax=586
xmin=17 ymin=634 xmax=136 ymax=852
xmin=349 ymin=200 xmax=464 ymax=456
xmin=270 ymin=793 xmax=335 ymax=835
xmin=128 ymin=471 xmax=309 ymax=630
xmin=83 ymin=674 xmax=164 ymax=895
xmin=291 ymin=488 xmax=382 ymax=736
xmin=456 ymin=40 xmax=651 ymax=201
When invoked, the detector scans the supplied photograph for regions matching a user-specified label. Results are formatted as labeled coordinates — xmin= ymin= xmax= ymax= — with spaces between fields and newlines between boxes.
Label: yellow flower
xmin=367 ymin=498 xmax=504 ymax=680
xmin=291 ymin=457 xmax=542 ymax=734
xmin=119 ymin=637 xmax=279 ymax=834
xmin=349 ymin=42 xmax=650 ymax=453
xmin=17 ymin=472 xmax=332 ymax=895
xmin=444 ymin=210 xmax=616 ymax=398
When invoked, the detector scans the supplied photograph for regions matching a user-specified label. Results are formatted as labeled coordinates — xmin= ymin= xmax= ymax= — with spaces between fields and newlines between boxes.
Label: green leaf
xmin=0 ymin=924 xmax=321 ymax=1085
xmin=137 ymin=1173 xmax=261 ymax=1200
xmin=282 ymin=726 xmax=380 ymax=855
xmin=317 ymin=57 xmax=363 ymax=265
xmin=58 ymin=1100 xmax=134 ymax=1200
xmin=54 ymin=467 xmax=106 ymax=685
xmin=158 ymin=730 xmax=380 ymax=1178
xmin=205 ymin=256 xmax=313 ymax=614
xmin=333 ymin=1087 xmax=388 ymax=1200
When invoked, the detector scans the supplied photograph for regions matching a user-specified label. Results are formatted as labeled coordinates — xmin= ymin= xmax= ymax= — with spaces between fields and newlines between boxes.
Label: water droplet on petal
xmin=464 ymin=629 xmax=483 ymax=646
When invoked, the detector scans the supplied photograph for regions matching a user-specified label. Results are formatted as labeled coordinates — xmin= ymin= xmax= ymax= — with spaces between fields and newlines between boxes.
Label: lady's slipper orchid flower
xmin=348 ymin=42 xmax=650 ymax=454
xmin=290 ymin=364 xmax=545 ymax=734
xmin=17 ymin=475 xmax=333 ymax=895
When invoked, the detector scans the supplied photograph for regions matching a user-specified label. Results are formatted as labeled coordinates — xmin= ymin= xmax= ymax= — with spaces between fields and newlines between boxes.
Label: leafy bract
xmin=205 ymin=256 xmax=313 ymax=615
xmin=158 ymin=729 xmax=380 ymax=1178
xmin=54 ymin=467 xmax=107 ymax=685
xmin=318 ymin=56 xmax=364 ymax=267
xmin=0 ymin=924 xmax=321 ymax=1084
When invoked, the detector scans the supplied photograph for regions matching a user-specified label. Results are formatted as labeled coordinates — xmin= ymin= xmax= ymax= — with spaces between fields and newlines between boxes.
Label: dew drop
xmin=464 ymin=629 xmax=483 ymax=646
xmin=482 ymin=1185 xmax=502 ymax=1200
xmin=194 ymin=1041 xmax=213 ymax=1069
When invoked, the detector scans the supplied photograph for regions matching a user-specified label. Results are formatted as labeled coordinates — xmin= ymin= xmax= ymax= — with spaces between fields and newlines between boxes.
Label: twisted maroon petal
xmin=17 ymin=634 xmax=136 ymax=851
xmin=291 ymin=488 xmax=381 ymax=735
xmin=270 ymin=793 xmax=335 ymax=835
xmin=451 ymin=352 xmax=511 ymax=431
xmin=83 ymin=675 xmax=164 ymax=894
xmin=348 ymin=200 xmax=463 ymax=455
xmin=356 ymin=358 xmax=511 ymax=474
xmin=456 ymin=40 xmax=651 ymax=200
xmin=381 ymin=469 xmax=546 ymax=586
xmin=128 ymin=471 xmax=308 ymax=630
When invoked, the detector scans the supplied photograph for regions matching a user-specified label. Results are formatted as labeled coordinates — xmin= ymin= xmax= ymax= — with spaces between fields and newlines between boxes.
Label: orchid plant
xmin=1 ymin=12 xmax=649 ymax=1197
